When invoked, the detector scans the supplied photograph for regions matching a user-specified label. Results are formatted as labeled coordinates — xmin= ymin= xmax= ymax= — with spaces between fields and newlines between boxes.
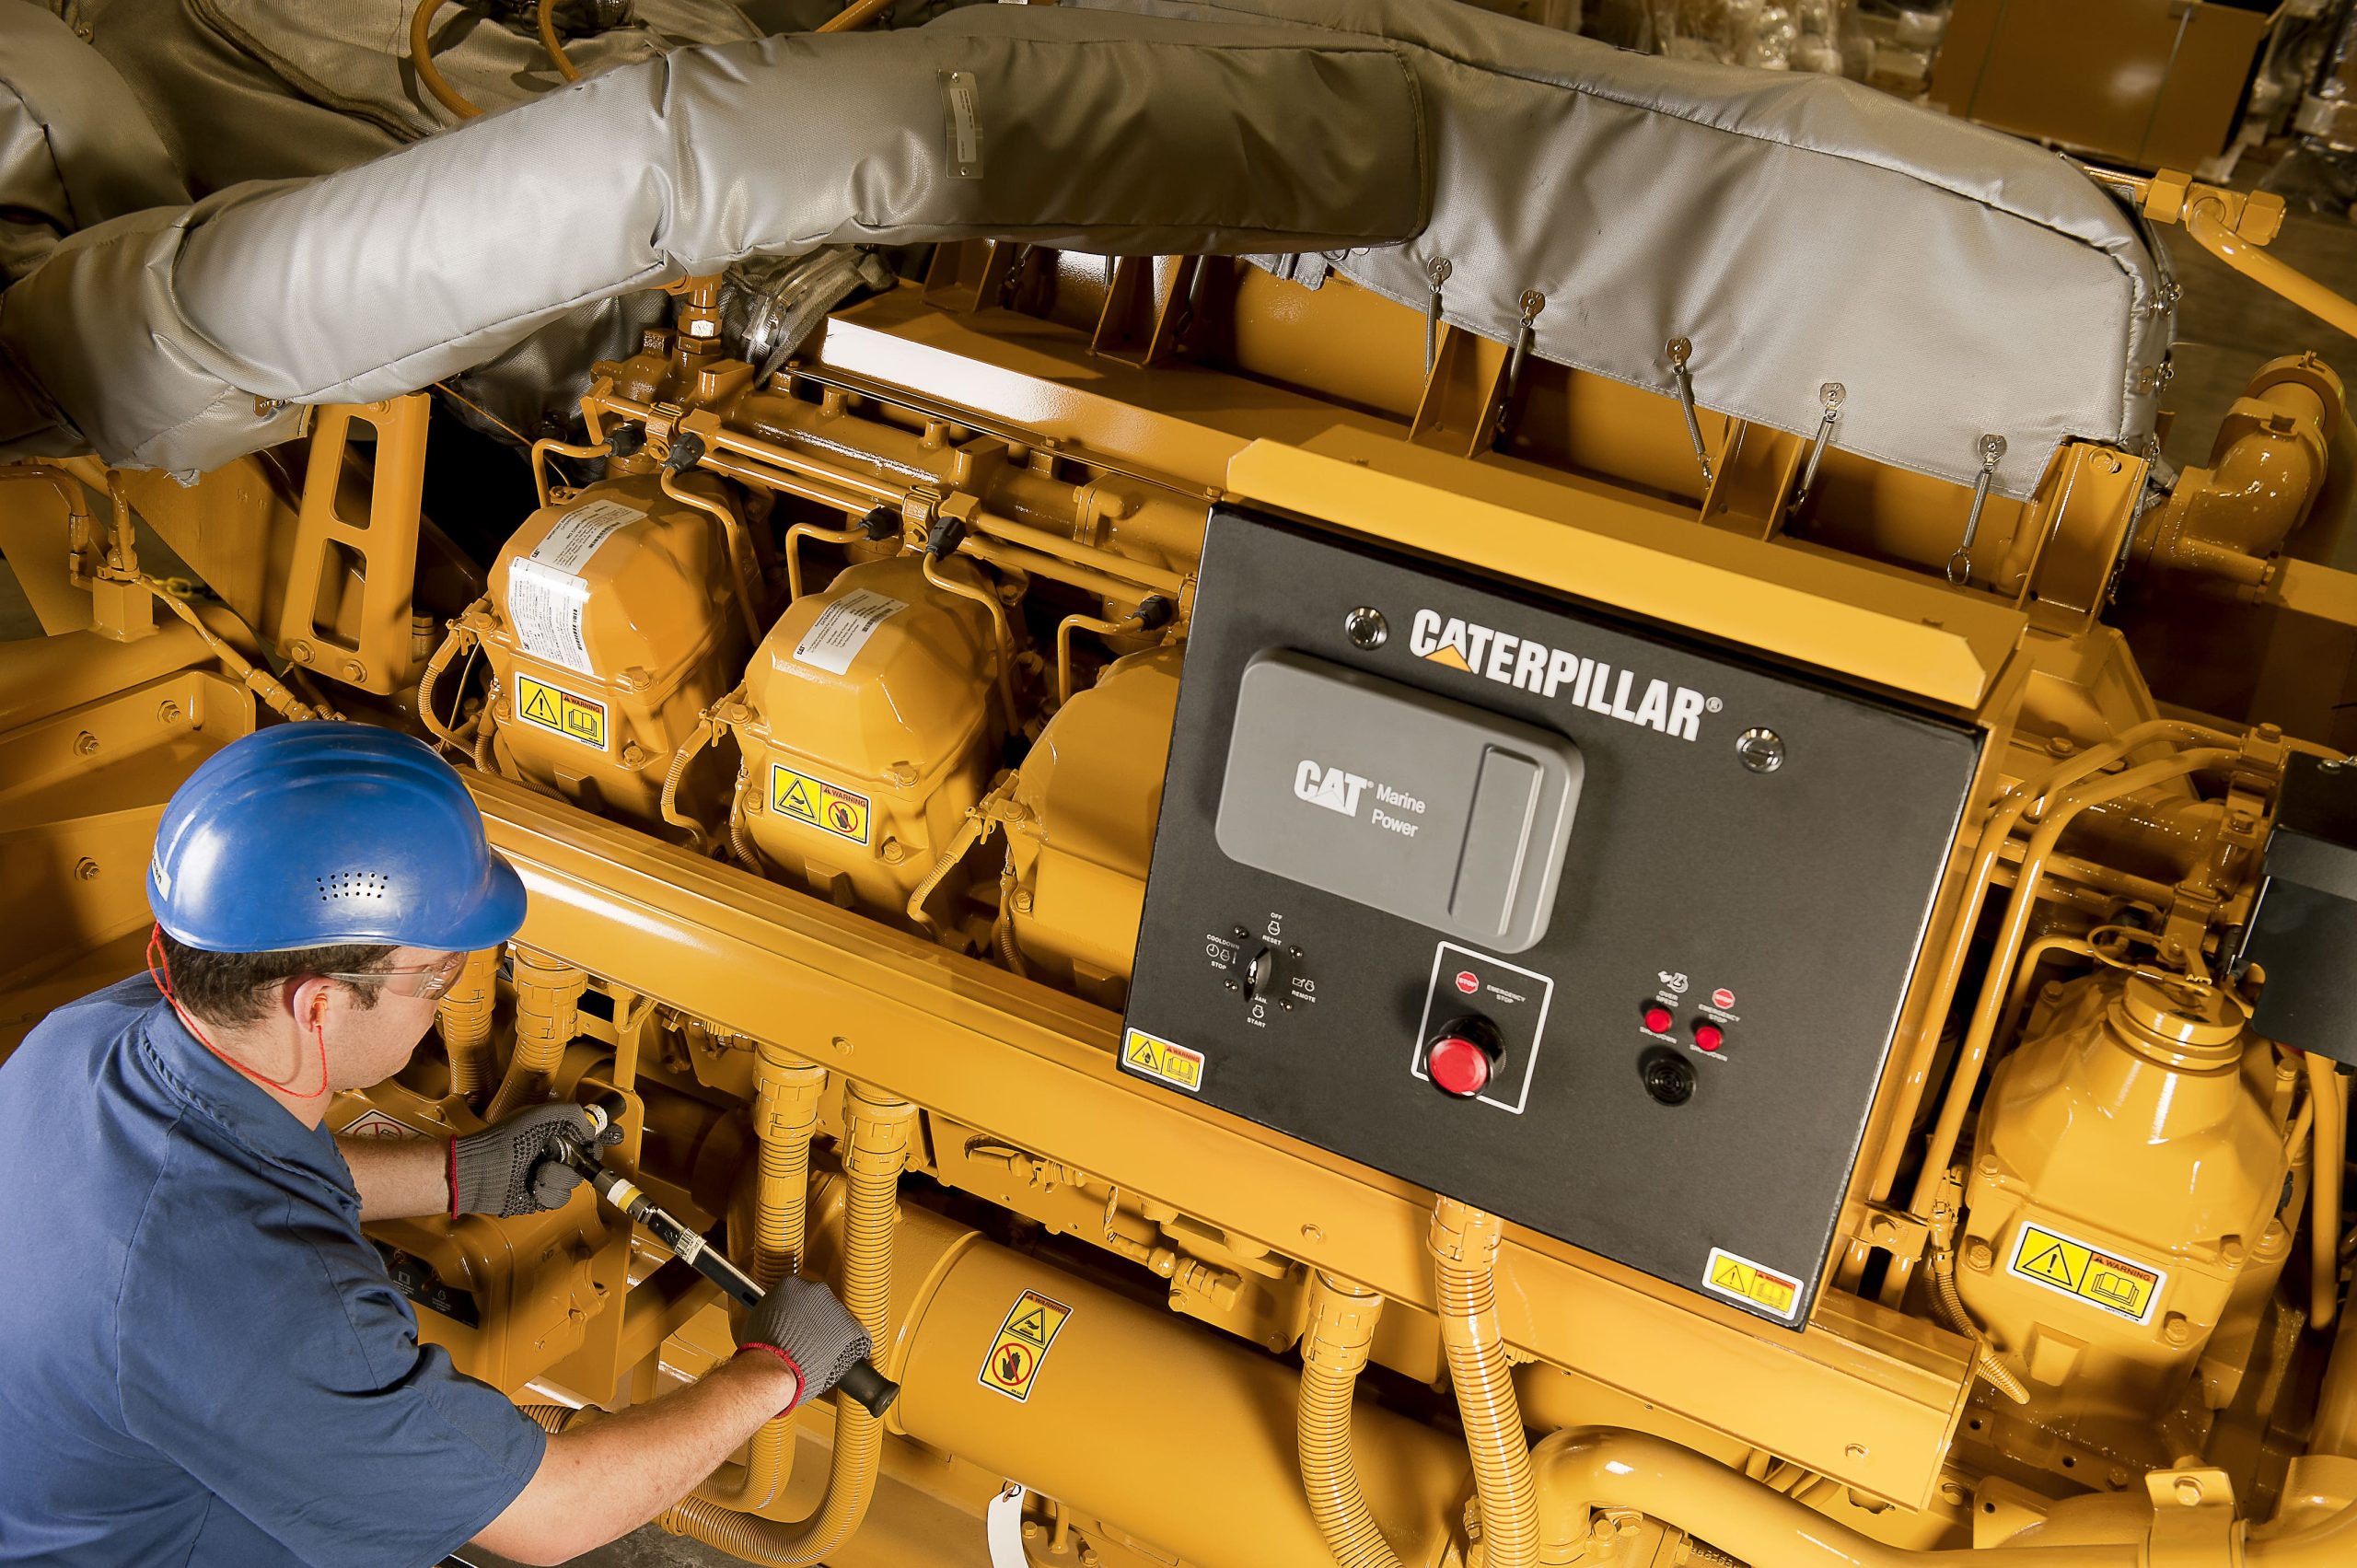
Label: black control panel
xmin=1121 ymin=508 xmax=1980 ymax=1327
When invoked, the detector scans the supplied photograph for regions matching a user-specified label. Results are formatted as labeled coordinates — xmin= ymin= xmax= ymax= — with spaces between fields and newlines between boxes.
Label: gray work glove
xmin=737 ymin=1277 xmax=871 ymax=1411
xmin=449 ymin=1104 xmax=597 ymax=1216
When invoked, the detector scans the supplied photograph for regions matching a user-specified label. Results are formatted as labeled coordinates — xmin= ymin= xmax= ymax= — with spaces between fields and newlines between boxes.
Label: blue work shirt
xmin=0 ymin=975 xmax=545 ymax=1565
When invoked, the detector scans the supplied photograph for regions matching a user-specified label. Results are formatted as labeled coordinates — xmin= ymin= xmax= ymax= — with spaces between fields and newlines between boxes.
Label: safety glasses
xmin=321 ymin=950 xmax=469 ymax=1001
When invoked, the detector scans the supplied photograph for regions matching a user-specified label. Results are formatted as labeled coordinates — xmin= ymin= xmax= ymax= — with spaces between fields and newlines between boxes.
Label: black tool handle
xmin=836 ymin=1360 xmax=899 ymax=1417
xmin=546 ymin=1122 xmax=901 ymax=1417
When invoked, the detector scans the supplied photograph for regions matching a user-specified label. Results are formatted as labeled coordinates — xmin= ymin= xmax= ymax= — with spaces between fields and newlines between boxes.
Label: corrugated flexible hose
xmin=483 ymin=949 xmax=584 ymax=1121
xmin=1298 ymin=1272 xmax=1407 ymax=1568
xmin=660 ymin=1084 xmax=915 ymax=1563
xmin=697 ymin=1047 xmax=828 ymax=1512
xmin=434 ymin=947 xmax=500 ymax=1103
xmin=1431 ymin=1198 xmax=1538 ymax=1568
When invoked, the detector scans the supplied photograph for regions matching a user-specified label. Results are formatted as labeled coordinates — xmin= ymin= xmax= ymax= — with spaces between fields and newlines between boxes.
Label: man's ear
xmin=285 ymin=974 xmax=335 ymax=1033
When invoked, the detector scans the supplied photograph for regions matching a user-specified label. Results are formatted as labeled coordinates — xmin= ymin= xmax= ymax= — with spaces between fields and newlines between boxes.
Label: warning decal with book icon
xmin=2005 ymin=1221 xmax=2165 ymax=1324
xmin=515 ymin=674 xmax=609 ymax=751
xmin=977 ymin=1288 xmax=1072 ymax=1403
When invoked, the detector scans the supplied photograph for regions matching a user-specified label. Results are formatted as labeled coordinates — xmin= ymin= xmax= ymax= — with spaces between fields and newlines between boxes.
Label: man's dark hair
xmin=155 ymin=932 xmax=398 ymax=1027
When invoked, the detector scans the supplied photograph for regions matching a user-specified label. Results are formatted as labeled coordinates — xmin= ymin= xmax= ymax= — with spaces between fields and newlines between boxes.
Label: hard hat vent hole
xmin=317 ymin=872 xmax=391 ymax=901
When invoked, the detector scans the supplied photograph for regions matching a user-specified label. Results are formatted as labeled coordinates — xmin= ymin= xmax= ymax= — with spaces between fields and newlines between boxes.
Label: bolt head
xmin=75 ymin=858 xmax=99 ymax=881
xmin=1736 ymin=727 xmax=1785 ymax=773
xmin=157 ymin=701 xmax=183 ymax=725
xmin=1344 ymin=606 xmax=1388 ymax=650
xmin=72 ymin=730 xmax=99 ymax=756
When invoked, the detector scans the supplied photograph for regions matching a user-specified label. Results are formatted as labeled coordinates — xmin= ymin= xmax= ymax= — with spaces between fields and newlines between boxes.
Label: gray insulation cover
xmin=1084 ymin=0 xmax=2168 ymax=498
xmin=0 ymin=5 xmax=1428 ymax=470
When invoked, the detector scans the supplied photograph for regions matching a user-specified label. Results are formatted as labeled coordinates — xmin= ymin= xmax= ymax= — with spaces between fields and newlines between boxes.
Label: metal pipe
xmin=783 ymin=518 xmax=865 ymax=603
xmin=878 ymin=1209 xmax=1468 ymax=1568
xmin=1533 ymin=1429 xmax=2144 ymax=1568
xmin=2316 ymin=1266 xmax=2357 ymax=1458
xmin=407 ymin=0 xmax=482 ymax=121
xmin=2186 ymin=200 xmax=2357 ymax=341
xmin=921 ymin=552 xmax=1019 ymax=738
xmin=1431 ymin=1198 xmax=1537 ymax=1568
xmin=1868 ymin=719 xmax=2240 ymax=1204
xmin=1907 ymin=748 xmax=2237 ymax=1216
xmin=484 ymin=948 xmax=585 ymax=1121
xmin=1056 ymin=609 xmax=1136 ymax=709
xmin=1298 ymin=1273 xmax=1408 ymax=1568
xmin=660 ymin=470 xmax=766 ymax=645
xmin=2310 ymin=1053 xmax=2348 ymax=1332
xmin=661 ymin=1085 xmax=914 ymax=1563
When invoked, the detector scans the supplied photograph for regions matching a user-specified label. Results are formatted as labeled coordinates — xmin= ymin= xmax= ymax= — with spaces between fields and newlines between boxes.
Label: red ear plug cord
xmin=146 ymin=923 xmax=330 ymax=1100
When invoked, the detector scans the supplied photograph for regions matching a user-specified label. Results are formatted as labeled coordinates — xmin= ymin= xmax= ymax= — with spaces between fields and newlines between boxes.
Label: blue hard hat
xmin=148 ymin=722 xmax=528 ymax=954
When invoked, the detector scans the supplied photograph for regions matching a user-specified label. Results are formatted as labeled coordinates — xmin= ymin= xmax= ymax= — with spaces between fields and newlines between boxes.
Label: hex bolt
xmin=620 ymin=743 xmax=647 ymax=769
xmin=288 ymin=640 xmax=314 ymax=664
xmin=156 ymin=700 xmax=183 ymax=725
xmin=75 ymin=858 xmax=99 ymax=881
xmin=342 ymin=658 xmax=367 ymax=681
xmin=72 ymin=730 xmax=99 ymax=756
xmin=1965 ymin=1238 xmax=1996 ymax=1272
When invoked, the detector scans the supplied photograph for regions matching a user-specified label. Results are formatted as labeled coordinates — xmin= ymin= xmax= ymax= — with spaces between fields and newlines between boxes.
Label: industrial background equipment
xmin=7 ymin=0 xmax=2357 ymax=1564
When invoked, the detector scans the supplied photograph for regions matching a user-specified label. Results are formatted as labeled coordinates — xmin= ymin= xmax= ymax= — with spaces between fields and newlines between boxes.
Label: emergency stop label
xmin=979 ymin=1288 xmax=1071 ymax=1403
xmin=2007 ymin=1223 xmax=2165 ymax=1324
xmin=515 ymin=675 xmax=609 ymax=751
xmin=1703 ymin=1247 xmax=1803 ymax=1321
xmin=770 ymin=765 xmax=871 ymax=845
xmin=1122 ymin=1028 xmax=1204 ymax=1093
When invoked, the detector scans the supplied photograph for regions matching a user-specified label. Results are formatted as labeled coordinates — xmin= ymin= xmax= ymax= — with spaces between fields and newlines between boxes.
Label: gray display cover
xmin=1216 ymin=651 xmax=1582 ymax=952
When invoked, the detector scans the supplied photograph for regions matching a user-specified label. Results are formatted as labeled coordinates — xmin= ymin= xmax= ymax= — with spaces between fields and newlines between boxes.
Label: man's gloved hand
xmin=737 ymin=1277 xmax=871 ymax=1412
xmin=449 ymin=1104 xmax=598 ymax=1217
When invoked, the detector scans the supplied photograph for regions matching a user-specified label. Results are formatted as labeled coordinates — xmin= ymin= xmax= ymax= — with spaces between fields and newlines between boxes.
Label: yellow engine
xmin=17 ymin=104 xmax=2357 ymax=1568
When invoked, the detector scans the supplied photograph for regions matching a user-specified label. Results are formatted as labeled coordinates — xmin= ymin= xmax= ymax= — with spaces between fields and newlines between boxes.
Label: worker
xmin=0 ymin=722 xmax=865 ymax=1566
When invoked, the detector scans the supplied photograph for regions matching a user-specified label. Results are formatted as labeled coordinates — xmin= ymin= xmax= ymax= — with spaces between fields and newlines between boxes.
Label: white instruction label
xmin=507 ymin=501 xmax=636 ymax=676
xmin=792 ymin=589 xmax=906 ymax=676
xmin=940 ymin=70 xmax=983 ymax=179
xmin=530 ymin=499 xmax=636 ymax=573
xmin=508 ymin=560 xmax=595 ymax=675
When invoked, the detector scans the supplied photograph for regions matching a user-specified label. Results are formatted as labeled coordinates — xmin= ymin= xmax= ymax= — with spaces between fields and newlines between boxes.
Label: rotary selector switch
xmin=1425 ymin=1015 xmax=1503 ymax=1098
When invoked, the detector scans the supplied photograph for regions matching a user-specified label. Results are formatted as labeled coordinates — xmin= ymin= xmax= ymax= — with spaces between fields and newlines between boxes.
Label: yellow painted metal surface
xmin=10 ymin=230 xmax=2357 ymax=1568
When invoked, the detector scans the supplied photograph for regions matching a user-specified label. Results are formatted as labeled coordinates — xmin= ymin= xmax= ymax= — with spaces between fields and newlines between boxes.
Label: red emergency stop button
xmin=1693 ymin=1022 xmax=1725 ymax=1053
xmin=1428 ymin=1036 xmax=1492 ymax=1097
xmin=1424 ymin=1015 xmax=1502 ymax=1099
xmin=1643 ymin=1005 xmax=1674 ymax=1035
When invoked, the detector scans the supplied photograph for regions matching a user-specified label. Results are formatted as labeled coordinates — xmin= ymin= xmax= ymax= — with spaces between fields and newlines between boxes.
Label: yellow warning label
xmin=1702 ymin=1247 xmax=1803 ymax=1320
xmin=515 ymin=674 xmax=609 ymax=750
xmin=2008 ymin=1223 xmax=2164 ymax=1323
xmin=770 ymin=765 xmax=871 ymax=846
xmin=1122 ymin=1028 xmax=1204 ymax=1094
xmin=978 ymin=1288 xmax=1072 ymax=1403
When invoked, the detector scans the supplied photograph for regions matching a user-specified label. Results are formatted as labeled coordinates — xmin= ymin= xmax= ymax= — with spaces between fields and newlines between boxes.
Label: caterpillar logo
xmin=1408 ymin=609 xmax=1710 ymax=742
xmin=1294 ymin=761 xmax=1369 ymax=817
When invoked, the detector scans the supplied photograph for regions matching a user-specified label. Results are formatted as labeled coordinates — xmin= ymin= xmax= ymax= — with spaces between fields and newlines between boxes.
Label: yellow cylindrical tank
xmin=482 ymin=477 xmax=749 ymax=827
xmin=1956 ymin=973 xmax=2290 ymax=1457
xmin=1004 ymin=645 xmax=1182 ymax=1006
xmin=732 ymin=554 xmax=1001 ymax=920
